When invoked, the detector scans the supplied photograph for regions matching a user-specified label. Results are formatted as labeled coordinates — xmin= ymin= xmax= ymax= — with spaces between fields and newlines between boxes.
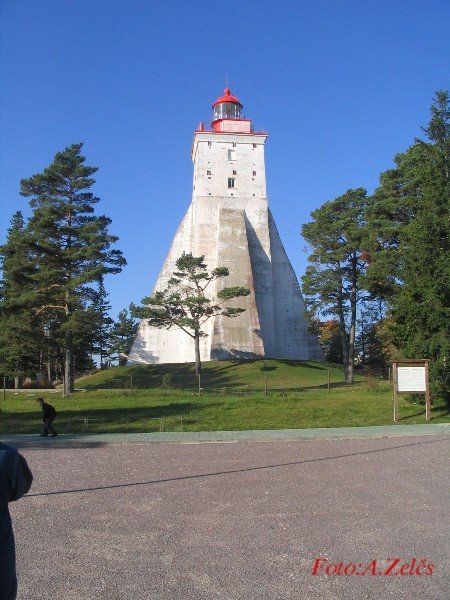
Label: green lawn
xmin=75 ymin=359 xmax=348 ymax=391
xmin=1 ymin=360 xmax=447 ymax=434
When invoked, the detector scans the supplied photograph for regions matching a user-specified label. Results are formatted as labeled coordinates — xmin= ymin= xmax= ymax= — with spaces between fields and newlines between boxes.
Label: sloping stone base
xmin=129 ymin=197 xmax=323 ymax=364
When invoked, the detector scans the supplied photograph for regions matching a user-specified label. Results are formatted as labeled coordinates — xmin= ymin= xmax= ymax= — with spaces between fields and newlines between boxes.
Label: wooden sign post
xmin=392 ymin=359 xmax=430 ymax=422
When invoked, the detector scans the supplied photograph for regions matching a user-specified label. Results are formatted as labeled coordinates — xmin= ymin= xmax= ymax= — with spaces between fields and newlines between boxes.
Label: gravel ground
xmin=10 ymin=435 xmax=449 ymax=600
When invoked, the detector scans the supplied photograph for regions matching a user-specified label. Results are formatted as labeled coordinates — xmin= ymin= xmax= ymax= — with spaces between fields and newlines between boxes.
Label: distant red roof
xmin=212 ymin=88 xmax=242 ymax=108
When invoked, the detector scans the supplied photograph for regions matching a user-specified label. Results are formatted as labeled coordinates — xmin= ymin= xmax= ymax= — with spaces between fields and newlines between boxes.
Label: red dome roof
xmin=212 ymin=88 xmax=242 ymax=108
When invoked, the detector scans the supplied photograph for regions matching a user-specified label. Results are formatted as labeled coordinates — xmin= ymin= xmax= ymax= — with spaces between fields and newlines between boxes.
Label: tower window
xmin=228 ymin=149 xmax=236 ymax=161
xmin=233 ymin=170 xmax=237 ymax=175
xmin=207 ymin=170 xmax=211 ymax=175
xmin=253 ymin=144 xmax=257 ymax=148
xmin=252 ymin=171 xmax=256 ymax=176
xmin=232 ymin=142 xmax=236 ymax=147
xmin=228 ymin=178 xmax=235 ymax=188
xmin=208 ymin=141 xmax=211 ymax=147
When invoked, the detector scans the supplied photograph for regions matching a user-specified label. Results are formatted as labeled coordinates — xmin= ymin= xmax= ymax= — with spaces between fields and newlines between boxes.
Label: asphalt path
xmin=10 ymin=435 xmax=449 ymax=599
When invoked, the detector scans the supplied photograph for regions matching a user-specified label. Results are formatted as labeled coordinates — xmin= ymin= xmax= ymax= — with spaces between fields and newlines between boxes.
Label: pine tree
xmin=133 ymin=253 xmax=250 ymax=377
xmin=20 ymin=143 xmax=126 ymax=395
xmin=301 ymin=188 xmax=370 ymax=383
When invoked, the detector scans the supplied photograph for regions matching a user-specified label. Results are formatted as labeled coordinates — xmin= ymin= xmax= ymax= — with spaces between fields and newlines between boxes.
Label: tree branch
xmin=34 ymin=304 xmax=66 ymax=316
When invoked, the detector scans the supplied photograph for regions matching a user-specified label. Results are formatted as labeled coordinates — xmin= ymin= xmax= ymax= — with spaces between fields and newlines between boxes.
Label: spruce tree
xmin=0 ymin=212 xmax=40 ymax=386
xmin=107 ymin=307 xmax=138 ymax=366
xmin=20 ymin=143 xmax=126 ymax=395
xmin=365 ymin=91 xmax=450 ymax=402
xmin=392 ymin=92 xmax=450 ymax=403
xmin=89 ymin=278 xmax=113 ymax=368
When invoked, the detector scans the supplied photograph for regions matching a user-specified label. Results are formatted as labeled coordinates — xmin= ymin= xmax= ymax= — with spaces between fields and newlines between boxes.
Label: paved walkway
xmin=12 ymin=433 xmax=450 ymax=599
xmin=2 ymin=423 xmax=448 ymax=448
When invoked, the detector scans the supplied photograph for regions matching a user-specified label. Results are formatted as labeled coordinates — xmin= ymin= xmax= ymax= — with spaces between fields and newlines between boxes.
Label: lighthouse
xmin=129 ymin=89 xmax=323 ymax=363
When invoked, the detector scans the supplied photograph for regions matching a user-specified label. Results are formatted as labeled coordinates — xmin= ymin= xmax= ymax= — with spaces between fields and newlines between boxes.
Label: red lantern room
xmin=212 ymin=88 xmax=242 ymax=120
xmin=210 ymin=88 xmax=251 ymax=133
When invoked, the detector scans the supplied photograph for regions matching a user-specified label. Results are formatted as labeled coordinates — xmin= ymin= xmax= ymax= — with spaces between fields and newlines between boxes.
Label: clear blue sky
xmin=1 ymin=0 xmax=449 ymax=318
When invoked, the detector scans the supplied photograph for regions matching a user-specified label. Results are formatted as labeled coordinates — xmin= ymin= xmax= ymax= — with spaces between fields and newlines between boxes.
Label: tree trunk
xmin=347 ymin=322 xmax=355 ymax=384
xmin=194 ymin=334 xmax=201 ymax=379
xmin=347 ymin=257 xmax=358 ymax=385
xmin=47 ymin=351 xmax=52 ymax=383
xmin=339 ymin=319 xmax=350 ymax=383
xmin=64 ymin=331 xmax=74 ymax=395
xmin=337 ymin=287 xmax=350 ymax=383
xmin=39 ymin=347 xmax=44 ymax=374
xmin=360 ymin=312 xmax=366 ymax=365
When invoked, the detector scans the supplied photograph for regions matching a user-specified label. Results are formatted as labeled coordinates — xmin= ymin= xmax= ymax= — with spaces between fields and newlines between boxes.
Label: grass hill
xmin=76 ymin=359 xmax=347 ymax=392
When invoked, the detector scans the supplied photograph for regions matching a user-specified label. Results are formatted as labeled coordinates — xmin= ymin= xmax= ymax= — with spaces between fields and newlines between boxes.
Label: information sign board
xmin=392 ymin=360 xmax=430 ymax=422
xmin=397 ymin=366 xmax=426 ymax=392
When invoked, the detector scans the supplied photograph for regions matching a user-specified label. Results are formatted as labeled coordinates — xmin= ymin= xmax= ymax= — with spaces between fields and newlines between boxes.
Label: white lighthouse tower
xmin=129 ymin=88 xmax=323 ymax=363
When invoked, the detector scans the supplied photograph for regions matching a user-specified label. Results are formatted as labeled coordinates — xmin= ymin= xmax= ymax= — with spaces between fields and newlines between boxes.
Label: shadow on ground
xmin=1 ymin=402 xmax=224 ymax=434
xmin=80 ymin=359 xmax=345 ymax=391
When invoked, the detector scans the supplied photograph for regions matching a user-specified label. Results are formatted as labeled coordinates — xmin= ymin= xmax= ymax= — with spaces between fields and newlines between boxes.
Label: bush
xmin=430 ymin=360 xmax=450 ymax=407
xmin=22 ymin=379 xmax=54 ymax=389
xmin=363 ymin=376 xmax=381 ymax=391
xmin=161 ymin=373 xmax=175 ymax=389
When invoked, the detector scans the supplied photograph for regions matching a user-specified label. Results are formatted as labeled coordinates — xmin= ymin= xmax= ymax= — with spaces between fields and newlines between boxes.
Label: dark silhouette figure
xmin=0 ymin=443 xmax=33 ymax=600
xmin=36 ymin=398 xmax=58 ymax=437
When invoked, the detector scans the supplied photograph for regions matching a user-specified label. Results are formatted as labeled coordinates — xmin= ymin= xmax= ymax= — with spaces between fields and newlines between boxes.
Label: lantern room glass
xmin=213 ymin=102 xmax=242 ymax=121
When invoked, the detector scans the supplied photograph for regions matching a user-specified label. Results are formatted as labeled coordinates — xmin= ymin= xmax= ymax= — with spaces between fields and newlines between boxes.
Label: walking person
xmin=36 ymin=397 xmax=58 ymax=437
xmin=0 ymin=442 xmax=33 ymax=600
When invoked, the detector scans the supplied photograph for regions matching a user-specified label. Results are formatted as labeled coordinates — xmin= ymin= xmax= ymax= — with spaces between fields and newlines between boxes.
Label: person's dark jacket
xmin=0 ymin=443 xmax=33 ymax=600
xmin=41 ymin=402 xmax=57 ymax=421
